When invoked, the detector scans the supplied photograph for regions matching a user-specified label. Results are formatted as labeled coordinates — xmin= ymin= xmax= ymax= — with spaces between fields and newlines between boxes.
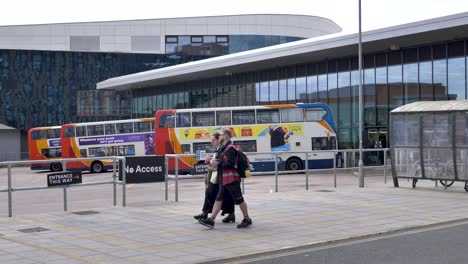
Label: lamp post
xmin=358 ymin=0 xmax=365 ymax=187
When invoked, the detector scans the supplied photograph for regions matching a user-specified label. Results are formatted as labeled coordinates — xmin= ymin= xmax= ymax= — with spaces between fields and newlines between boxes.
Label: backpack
xmin=226 ymin=144 xmax=251 ymax=178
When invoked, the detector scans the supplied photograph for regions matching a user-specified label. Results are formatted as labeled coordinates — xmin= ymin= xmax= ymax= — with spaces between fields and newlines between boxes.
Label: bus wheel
xmin=286 ymin=158 xmax=303 ymax=171
xmin=91 ymin=161 xmax=104 ymax=173
xmin=50 ymin=163 xmax=62 ymax=172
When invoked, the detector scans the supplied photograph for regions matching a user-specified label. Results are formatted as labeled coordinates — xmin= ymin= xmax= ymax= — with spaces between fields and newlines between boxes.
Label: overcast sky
xmin=2 ymin=0 xmax=468 ymax=34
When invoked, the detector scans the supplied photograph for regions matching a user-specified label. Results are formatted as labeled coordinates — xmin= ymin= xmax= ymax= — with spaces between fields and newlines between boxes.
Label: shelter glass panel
xmin=422 ymin=148 xmax=454 ymax=180
xmin=422 ymin=113 xmax=452 ymax=147
xmin=390 ymin=114 xmax=419 ymax=147
xmin=392 ymin=148 xmax=421 ymax=178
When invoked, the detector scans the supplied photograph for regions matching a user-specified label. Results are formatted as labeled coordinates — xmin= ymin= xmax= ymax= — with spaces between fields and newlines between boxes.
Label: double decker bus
xmin=61 ymin=118 xmax=155 ymax=172
xmin=28 ymin=126 xmax=63 ymax=171
xmin=155 ymin=103 xmax=337 ymax=174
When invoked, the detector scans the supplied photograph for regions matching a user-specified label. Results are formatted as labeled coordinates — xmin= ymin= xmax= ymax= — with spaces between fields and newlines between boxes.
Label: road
xmin=208 ymin=219 xmax=468 ymax=264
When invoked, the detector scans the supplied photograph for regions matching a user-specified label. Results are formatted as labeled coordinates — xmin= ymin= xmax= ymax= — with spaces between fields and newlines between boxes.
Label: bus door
xmin=311 ymin=136 xmax=336 ymax=169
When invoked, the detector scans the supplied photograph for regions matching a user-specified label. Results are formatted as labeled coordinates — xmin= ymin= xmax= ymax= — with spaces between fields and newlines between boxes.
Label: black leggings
xmin=202 ymin=182 xmax=235 ymax=214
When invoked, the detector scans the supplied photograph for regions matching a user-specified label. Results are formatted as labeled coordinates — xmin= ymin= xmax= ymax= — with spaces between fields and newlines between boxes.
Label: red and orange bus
xmin=61 ymin=118 xmax=155 ymax=172
xmin=28 ymin=126 xmax=63 ymax=171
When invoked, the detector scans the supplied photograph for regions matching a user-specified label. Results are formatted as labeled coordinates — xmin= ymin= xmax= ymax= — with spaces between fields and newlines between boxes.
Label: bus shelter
xmin=390 ymin=100 xmax=468 ymax=191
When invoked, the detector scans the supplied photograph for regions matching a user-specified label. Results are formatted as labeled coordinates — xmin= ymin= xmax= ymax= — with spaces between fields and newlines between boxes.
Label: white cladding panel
xmin=0 ymin=15 xmax=341 ymax=54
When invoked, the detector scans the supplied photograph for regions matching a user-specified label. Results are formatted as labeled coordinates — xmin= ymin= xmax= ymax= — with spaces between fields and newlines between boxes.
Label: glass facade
xmin=0 ymin=35 xmax=304 ymax=132
xmin=165 ymin=35 xmax=303 ymax=56
xmin=133 ymin=40 xmax=468 ymax=151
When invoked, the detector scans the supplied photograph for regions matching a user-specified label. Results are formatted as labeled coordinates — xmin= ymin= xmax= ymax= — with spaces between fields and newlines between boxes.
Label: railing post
xmin=63 ymin=185 xmax=68 ymax=211
xmin=175 ymin=155 xmax=179 ymax=202
xmin=384 ymin=150 xmax=387 ymax=184
xmin=333 ymin=151 xmax=337 ymax=188
xmin=305 ymin=152 xmax=309 ymax=190
xmin=112 ymin=157 xmax=117 ymax=206
xmin=122 ymin=158 xmax=126 ymax=207
xmin=165 ymin=155 xmax=169 ymax=201
xmin=274 ymin=153 xmax=278 ymax=192
xmin=242 ymin=179 xmax=245 ymax=194
xmin=344 ymin=151 xmax=347 ymax=168
xmin=8 ymin=164 xmax=12 ymax=217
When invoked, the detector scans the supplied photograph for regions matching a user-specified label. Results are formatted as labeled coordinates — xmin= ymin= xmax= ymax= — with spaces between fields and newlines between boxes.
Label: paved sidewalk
xmin=1 ymin=174 xmax=468 ymax=263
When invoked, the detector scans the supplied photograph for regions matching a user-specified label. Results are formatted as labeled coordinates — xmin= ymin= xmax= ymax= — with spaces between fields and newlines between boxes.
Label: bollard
xmin=165 ymin=155 xmax=169 ymax=201
xmin=63 ymin=185 xmax=68 ymax=211
xmin=305 ymin=152 xmax=309 ymax=190
xmin=8 ymin=164 xmax=12 ymax=217
xmin=112 ymin=157 xmax=117 ymax=206
xmin=175 ymin=155 xmax=179 ymax=202
xmin=384 ymin=150 xmax=387 ymax=184
xmin=333 ymin=152 xmax=337 ymax=188
xmin=122 ymin=158 xmax=126 ymax=207
xmin=274 ymin=153 xmax=278 ymax=192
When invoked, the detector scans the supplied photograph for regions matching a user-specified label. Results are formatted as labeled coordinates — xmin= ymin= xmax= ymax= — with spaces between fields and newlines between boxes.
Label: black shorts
xmin=216 ymin=181 xmax=244 ymax=205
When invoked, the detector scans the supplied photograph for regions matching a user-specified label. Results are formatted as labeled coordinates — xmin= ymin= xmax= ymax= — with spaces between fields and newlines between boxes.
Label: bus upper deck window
xmin=160 ymin=115 xmax=175 ymax=128
xmin=135 ymin=121 xmax=151 ymax=132
xmin=257 ymin=109 xmax=280 ymax=124
xmin=306 ymin=108 xmax=327 ymax=121
xmin=193 ymin=112 xmax=214 ymax=126
xmin=47 ymin=129 xmax=60 ymax=139
xmin=64 ymin=127 xmax=75 ymax=138
xmin=31 ymin=131 xmax=42 ymax=140
xmin=105 ymin=124 xmax=116 ymax=135
xmin=216 ymin=111 xmax=231 ymax=126
xmin=233 ymin=110 xmax=255 ymax=125
xmin=176 ymin=113 xmax=191 ymax=127
xmin=76 ymin=126 xmax=86 ymax=137
xmin=281 ymin=108 xmax=303 ymax=123
xmin=117 ymin=122 xmax=133 ymax=133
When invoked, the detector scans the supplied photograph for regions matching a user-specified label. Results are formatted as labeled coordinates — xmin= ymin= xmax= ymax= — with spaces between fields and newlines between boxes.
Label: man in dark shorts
xmin=198 ymin=128 xmax=252 ymax=229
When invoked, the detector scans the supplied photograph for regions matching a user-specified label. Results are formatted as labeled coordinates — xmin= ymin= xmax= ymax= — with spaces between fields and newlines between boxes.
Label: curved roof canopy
xmin=391 ymin=100 xmax=468 ymax=113
xmin=97 ymin=12 xmax=468 ymax=91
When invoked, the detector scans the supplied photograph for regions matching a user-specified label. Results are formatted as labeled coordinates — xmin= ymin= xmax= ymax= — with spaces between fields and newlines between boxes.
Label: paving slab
xmin=0 ymin=173 xmax=468 ymax=263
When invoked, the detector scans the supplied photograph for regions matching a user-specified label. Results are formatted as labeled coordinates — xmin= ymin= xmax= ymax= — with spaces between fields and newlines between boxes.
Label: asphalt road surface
xmin=209 ymin=219 xmax=468 ymax=264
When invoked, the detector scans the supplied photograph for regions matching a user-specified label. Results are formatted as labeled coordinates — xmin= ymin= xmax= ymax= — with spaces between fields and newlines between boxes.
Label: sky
xmin=2 ymin=0 xmax=468 ymax=34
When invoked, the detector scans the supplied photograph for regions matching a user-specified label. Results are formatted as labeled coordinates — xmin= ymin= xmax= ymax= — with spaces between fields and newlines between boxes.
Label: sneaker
xmin=198 ymin=217 xmax=215 ymax=229
xmin=193 ymin=212 xmax=207 ymax=220
xmin=222 ymin=213 xmax=236 ymax=223
xmin=237 ymin=218 xmax=252 ymax=229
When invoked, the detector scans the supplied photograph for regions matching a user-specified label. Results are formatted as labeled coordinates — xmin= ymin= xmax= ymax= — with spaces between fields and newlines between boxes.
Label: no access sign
xmin=47 ymin=171 xmax=82 ymax=187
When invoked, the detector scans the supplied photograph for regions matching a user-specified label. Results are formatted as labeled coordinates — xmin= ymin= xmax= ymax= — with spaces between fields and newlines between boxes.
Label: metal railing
xmin=164 ymin=148 xmax=390 ymax=201
xmin=0 ymin=156 xmax=127 ymax=217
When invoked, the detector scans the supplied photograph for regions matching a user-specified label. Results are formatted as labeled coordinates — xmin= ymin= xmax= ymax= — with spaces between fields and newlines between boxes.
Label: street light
xmin=358 ymin=0 xmax=365 ymax=187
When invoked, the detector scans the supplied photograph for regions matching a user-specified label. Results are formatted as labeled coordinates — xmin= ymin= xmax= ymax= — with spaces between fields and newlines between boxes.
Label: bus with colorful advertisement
xmin=28 ymin=126 xmax=63 ymax=171
xmin=154 ymin=103 xmax=337 ymax=174
xmin=61 ymin=118 xmax=154 ymax=172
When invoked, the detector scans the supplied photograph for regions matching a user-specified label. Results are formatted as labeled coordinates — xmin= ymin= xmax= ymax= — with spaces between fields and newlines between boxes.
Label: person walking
xmin=198 ymin=128 xmax=252 ymax=229
xmin=193 ymin=132 xmax=235 ymax=222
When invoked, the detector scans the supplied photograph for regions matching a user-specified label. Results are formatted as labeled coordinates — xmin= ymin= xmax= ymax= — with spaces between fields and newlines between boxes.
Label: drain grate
xmin=17 ymin=227 xmax=50 ymax=233
xmin=72 ymin=210 xmax=100 ymax=215
xmin=316 ymin=189 xmax=334 ymax=192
